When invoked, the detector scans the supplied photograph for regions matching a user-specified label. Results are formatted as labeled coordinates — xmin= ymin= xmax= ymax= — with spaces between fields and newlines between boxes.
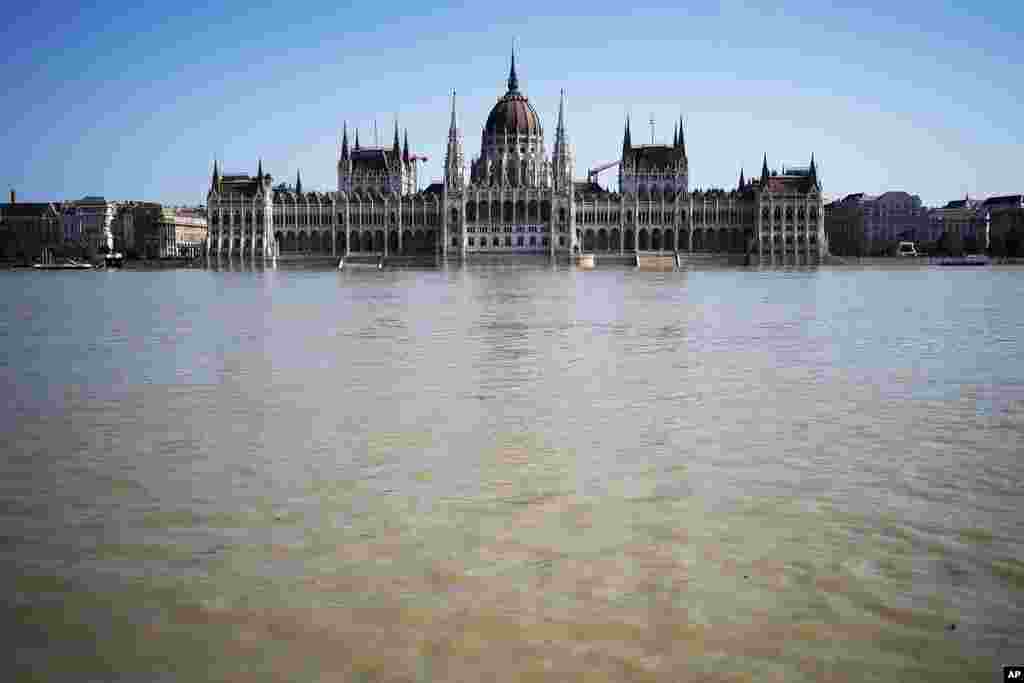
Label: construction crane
xmin=587 ymin=160 xmax=620 ymax=185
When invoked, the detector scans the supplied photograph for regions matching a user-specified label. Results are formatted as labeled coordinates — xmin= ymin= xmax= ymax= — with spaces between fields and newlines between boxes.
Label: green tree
xmin=1005 ymin=227 xmax=1023 ymax=257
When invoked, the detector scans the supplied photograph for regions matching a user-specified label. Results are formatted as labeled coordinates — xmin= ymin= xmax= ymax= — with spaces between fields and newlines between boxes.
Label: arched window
xmin=503 ymin=201 xmax=513 ymax=223
xmin=774 ymin=206 xmax=782 ymax=221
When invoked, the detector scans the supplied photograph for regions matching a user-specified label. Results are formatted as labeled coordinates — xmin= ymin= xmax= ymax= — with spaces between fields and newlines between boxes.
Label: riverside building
xmin=206 ymin=53 xmax=827 ymax=263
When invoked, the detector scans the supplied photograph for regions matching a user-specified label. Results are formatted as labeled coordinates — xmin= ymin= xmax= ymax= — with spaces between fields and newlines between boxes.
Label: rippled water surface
xmin=2 ymin=264 xmax=1022 ymax=682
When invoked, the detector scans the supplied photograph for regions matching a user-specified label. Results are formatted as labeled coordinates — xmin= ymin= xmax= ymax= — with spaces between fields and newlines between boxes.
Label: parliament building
xmin=206 ymin=54 xmax=827 ymax=263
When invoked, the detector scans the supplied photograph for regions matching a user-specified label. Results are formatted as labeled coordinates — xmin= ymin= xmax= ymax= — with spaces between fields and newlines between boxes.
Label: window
xmin=505 ymin=236 xmax=512 ymax=247
xmin=517 ymin=236 xmax=524 ymax=246
xmin=468 ymin=237 xmax=475 ymax=246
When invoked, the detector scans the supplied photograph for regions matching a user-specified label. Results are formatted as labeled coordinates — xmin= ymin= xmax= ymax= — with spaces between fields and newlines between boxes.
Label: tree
xmin=1007 ymin=227 xmax=1023 ymax=258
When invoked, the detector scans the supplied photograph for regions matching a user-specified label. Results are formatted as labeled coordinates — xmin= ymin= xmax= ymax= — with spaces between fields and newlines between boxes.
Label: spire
xmin=341 ymin=122 xmax=349 ymax=160
xmin=448 ymin=89 xmax=458 ymax=137
xmin=354 ymin=129 xmax=360 ymax=151
xmin=673 ymin=121 xmax=678 ymax=147
xmin=738 ymin=168 xmax=745 ymax=189
xmin=507 ymin=46 xmax=519 ymax=93
xmin=392 ymin=120 xmax=401 ymax=159
xmin=761 ymin=153 xmax=769 ymax=186
xmin=678 ymin=115 xmax=686 ymax=157
xmin=809 ymin=153 xmax=819 ymax=189
xmin=211 ymin=158 xmax=220 ymax=191
xmin=257 ymin=159 xmax=263 ymax=184
xmin=296 ymin=169 xmax=302 ymax=194
xmin=622 ymin=116 xmax=632 ymax=153
xmin=444 ymin=89 xmax=464 ymax=192
xmin=556 ymin=88 xmax=566 ymax=134
xmin=403 ymin=129 xmax=410 ymax=164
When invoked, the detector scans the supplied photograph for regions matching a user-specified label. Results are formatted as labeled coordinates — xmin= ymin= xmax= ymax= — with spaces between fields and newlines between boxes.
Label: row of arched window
xmin=464 ymin=200 xmax=553 ymax=222
xmin=761 ymin=206 xmax=820 ymax=221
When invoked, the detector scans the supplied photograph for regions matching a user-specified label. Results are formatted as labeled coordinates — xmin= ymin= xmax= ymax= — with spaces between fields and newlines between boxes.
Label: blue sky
xmin=2 ymin=0 xmax=1021 ymax=207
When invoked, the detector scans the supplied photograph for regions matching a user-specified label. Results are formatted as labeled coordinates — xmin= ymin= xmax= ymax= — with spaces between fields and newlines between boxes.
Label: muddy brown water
xmin=1 ymin=264 xmax=1022 ymax=681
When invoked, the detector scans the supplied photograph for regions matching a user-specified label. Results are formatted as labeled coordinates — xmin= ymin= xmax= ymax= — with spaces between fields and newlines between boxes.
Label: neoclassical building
xmin=206 ymin=53 xmax=827 ymax=263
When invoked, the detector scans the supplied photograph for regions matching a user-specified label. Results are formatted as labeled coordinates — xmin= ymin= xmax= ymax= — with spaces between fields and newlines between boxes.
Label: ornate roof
xmin=483 ymin=53 xmax=543 ymax=137
xmin=625 ymin=145 xmax=684 ymax=169
xmin=484 ymin=92 xmax=543 ymax=137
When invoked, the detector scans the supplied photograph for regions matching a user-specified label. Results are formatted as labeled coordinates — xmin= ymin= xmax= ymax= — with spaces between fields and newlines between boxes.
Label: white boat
xmin=896 ymin=241 xmax=919 ymax=257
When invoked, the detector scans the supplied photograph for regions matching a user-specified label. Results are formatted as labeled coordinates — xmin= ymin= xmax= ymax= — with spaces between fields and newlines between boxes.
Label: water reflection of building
xmin=206 ymin=53 xmax=827 ymax=263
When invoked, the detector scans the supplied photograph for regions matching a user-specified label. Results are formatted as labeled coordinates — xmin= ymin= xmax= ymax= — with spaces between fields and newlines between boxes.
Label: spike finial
xmin=507 ymin=44 xmax=519 ymax=93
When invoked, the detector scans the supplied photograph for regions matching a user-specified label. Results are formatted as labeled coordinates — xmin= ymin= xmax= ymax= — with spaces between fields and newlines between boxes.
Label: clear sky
xmin=2 ymin=0 xmax=1021 ymax=207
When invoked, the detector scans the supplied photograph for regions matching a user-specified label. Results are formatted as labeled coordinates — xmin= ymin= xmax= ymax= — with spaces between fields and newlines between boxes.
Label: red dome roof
xmin=484 ymin=92 xmax=543 ymax=136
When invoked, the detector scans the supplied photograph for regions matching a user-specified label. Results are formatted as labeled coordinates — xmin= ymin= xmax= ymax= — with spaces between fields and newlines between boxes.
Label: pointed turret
xmin=622 ymin=116 xmax=632 ymax=154
xmin=392 ymin=120 xmax=401 ymax=160
xmin=507 ymin=47 xmax=519 ymax=93
xmin=341 ymin=122 xmax=349 ymax=160
xmin=809 ymin=153 xmax=818 ymax=188
xmin=257 ymin=158 xmax=263 ymax=179
xmin=295 ymin=170 xmax=302 ymax=195
xmin=673 ymin=122 xmax=678 ymax=148
xmin=738 ymin=169 xmax=745 ymax=190
xmin=553 ymin=88 xmax=573 ymax=192
xmin=211 ymin=158 xmax=220 ymax=192
xmin=444 ymin=89 xmax=464 ymax=191
xmin=402 ymin=129 xmax=410 ymax=164
xmin=354 ymin=129 xmax=360 ymax=151
xmin=761 ymin=153 xmax=769 ymax=187
xmin=678 ymin=116 xmax=686 ymax=158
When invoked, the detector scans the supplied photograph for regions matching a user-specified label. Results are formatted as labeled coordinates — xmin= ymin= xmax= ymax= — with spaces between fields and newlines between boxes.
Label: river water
xmin=2 ymin=263 xmax=1022 ymax=682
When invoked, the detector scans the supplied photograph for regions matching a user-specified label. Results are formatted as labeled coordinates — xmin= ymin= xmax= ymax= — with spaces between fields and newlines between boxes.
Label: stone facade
xmin=825 ymin=191 xmax=928 ymax=256
xmin=0 ymin=201 xmax=63 ymax=261
xmin=927 ymin=197 xmax=984 ymax=250
xmin=982 ymin=194 xmax=1024 ymax=256
xmin=206 ymin=53 xmax=827 ymax=264
xmin=62 ymin=196 xmax=119 ymax=252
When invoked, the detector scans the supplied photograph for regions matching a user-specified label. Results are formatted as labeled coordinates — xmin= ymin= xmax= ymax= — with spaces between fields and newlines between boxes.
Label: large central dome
xmin=483 ymin=53 xmax=543 ymax=137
